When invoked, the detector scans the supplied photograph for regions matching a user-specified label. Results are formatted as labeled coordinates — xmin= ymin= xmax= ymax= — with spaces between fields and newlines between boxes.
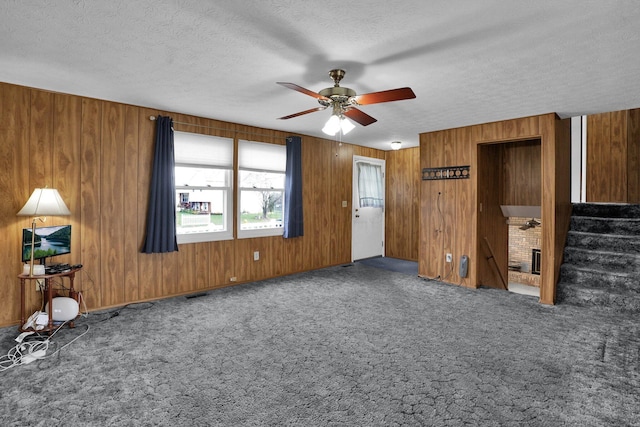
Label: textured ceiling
xmin=1 ymin=1 xmax=640 ymax=150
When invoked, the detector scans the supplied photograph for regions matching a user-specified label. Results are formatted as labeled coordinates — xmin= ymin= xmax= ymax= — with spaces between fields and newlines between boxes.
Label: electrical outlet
xmin=230 ymin=277 xmax=237 ymax=282
xmin=446 ymin=253 xmax=452 ymax=263
xmin=253 ymin=251 xmax=260 ymax=261
xmin=36 ymin=279 xmax=45 ymax=291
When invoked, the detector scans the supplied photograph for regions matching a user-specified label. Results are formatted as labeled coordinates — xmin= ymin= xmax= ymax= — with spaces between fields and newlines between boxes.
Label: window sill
xmin=237 ymin=227 xmax=284 ymax=239
xmin=177 ymin=231 xmax=233 ymax=244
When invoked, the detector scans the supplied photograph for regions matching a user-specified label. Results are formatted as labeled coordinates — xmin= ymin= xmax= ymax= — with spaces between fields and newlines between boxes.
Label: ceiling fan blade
xmin=344 ymin=108 xmax=377 ymax=126
xmin=276 ymin=82 xmax=330 ymax=101
xmin=278 ymin=106 xmax=328 ymax=120
xmin=354 ymin=87 xmax=416 ymax=105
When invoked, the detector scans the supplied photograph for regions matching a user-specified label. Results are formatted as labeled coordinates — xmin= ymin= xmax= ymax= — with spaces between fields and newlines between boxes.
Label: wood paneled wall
xmin=0 ymin=82 xmax=392 ymax=327
xmin=420 ymin=127 xmax=474 ymax=283
xmin=385 ymin=147 xmax=420 ymax=261
xmin=503 ymin=140 xmax=541 ymax=206
xmin=477 ymin=143 xmax=507 ymax=288
xmin=419 ymin=114 xmax=572 ymax=304
xmin=629 ymin=109 xmax=640 ymax=202
xmin=586 ymin=108 xmax=640 ymax=203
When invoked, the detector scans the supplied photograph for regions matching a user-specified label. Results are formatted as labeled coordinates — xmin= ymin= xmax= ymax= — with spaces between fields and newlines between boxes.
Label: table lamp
xmin=17 ymin=188 xmax=71 ymax=277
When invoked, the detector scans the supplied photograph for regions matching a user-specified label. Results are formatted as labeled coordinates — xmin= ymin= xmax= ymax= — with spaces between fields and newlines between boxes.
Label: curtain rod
xmin=149 ymin=115 xmax=294 ymax=139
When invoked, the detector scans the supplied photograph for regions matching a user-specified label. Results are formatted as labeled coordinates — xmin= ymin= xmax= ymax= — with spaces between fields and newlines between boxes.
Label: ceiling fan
xmin=519 ymin=218 xmax=541 ymax=231
xmin=276 ymin=69 xmax=416 ymax=133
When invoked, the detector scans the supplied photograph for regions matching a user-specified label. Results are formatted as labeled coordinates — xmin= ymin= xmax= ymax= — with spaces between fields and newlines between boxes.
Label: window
xmin=238 ymin=140 xmax=286 ymax=238
xmin=174 ymin=131 xmax=233 ymax=243
xmin=357 ymin=162 xmax=384 ymax=208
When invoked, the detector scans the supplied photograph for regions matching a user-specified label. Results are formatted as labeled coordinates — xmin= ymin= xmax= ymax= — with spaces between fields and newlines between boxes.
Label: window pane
xmin=176 ymin=189 xmax=228 ymax=234
xmin=357 ymin=162 xmax=384 ymax=208
xmin=239 ymin=170 xmax=285 ymax=189
xmin=176 ymin=166 xmax=229 ymax=188
xmin=240 ymin=190 xmax=283 ymax=230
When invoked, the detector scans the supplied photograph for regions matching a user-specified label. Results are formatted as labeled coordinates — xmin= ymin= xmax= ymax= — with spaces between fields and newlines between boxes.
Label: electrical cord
xmin=75 ymin=291 xmax=89 ymax=318
xmin=98 ymin=302 xmax=155 ymax=322
xmin=43 ymin=324 xmax=90 ymax=361
xmin=441 ymin=259 xmax=456 ymax=282
xmin=1 ymin=269 xmax=96 ymax=371
xmin=437 ymin=191 xmax=444 ymax=235
xmin=2 ymin=274 xmax=151 ymax=370
xmin=76 ymin=268 xmax=97 ymax=298
xmin=37 ymin=269 xmax=93 ymax=317
xmin=0 ymin=320 xmax=89 ymax=372
xmin=434 ymin=191 xmax=462 ymax=285
xmin=435 ymin=191 xmax=450 ymax=282
xmin=0 ymin=339 xmax=50 ymax=370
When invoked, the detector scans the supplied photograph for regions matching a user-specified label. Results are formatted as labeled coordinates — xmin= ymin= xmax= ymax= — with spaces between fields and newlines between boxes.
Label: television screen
xmin=22 ymin=225 xmax=71 ymax=264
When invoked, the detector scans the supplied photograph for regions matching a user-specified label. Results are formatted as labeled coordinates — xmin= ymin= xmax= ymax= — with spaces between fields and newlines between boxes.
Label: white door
xmin=352 ymin=156 xmax=385 ymax=261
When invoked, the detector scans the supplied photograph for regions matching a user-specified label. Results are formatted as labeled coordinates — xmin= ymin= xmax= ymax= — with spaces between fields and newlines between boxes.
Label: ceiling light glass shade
xmin=17 ymin=188 xmax=71 ymax=217
xmin=322 ymin=115 xmax=341 ymax=136
xmin=323 ymin=115 xmax=355 ymax=136
xmin=390 ymin=141 xmax=402 ymax=150
xmin=340 ymin=117 xmax=355 ymax=135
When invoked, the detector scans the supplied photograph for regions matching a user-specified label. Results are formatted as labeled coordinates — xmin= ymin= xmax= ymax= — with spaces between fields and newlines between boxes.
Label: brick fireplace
xmin=507 ymin=217 xmax=541 ymax=287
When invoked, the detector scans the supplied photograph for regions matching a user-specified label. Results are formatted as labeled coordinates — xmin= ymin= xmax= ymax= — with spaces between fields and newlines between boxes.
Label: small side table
xmin=18 ymin=267 xmax=82 ymax=334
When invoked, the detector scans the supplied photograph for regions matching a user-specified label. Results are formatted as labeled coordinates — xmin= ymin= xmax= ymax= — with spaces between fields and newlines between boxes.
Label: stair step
xmin=558 ymin=203 xmax=640 ymax=312
xmin=562 ymin=247 xmax=640 ymax=273
xmin=566 ymin=231 xmax=640 ymax=254
xmin=572 ymin=203 xmax=640 ymax=218
xmin=558 ymin=264 xmax=640 ymax=294
xmin=570 ymin=216 xmax=640 ymax=235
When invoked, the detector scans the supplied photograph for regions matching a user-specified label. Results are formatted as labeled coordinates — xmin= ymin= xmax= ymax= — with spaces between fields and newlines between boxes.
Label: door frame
xmin=352 ymin=155 xmax=386 ymax=261
xmin=476 ymin=138 xmax=542 ymax=293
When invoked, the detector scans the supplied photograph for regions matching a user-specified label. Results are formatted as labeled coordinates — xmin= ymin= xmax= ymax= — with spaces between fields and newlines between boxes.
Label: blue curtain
xmin=283 ymin=136 xmax=304 ymax=238
xmin=142 ymin=116 xmax=179 ymax=253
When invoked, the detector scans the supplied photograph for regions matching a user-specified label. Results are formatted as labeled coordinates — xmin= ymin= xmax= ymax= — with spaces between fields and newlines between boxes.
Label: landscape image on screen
xmin=22 ymin=224 xmax=71 ymax=263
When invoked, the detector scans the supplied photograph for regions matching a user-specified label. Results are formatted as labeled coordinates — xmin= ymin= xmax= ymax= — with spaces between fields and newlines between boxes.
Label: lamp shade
xmin=340 ymin=117 xmax=355 ymax=135
xmin=17 ymin=188 xmax=71 ymax=217
xmin=322 ymin=115 xmax=341 ymax=136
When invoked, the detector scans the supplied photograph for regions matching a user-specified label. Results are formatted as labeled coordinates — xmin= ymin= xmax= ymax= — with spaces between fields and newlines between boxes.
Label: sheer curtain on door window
xmin=357 ymin=162 xmax=384 ymax=208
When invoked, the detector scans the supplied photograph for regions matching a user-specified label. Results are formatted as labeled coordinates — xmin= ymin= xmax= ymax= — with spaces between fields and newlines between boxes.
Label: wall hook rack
xmin=422 ymin=165 xmax=470 ymax=180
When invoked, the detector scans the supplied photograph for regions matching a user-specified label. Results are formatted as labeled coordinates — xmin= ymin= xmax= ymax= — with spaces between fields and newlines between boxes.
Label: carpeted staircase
xmin=557 ymin=203 xmax=640 ymax=312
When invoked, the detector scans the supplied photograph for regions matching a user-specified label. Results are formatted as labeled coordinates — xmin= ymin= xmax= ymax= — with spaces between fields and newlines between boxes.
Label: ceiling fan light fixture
xmin=340 ymin=116 xmax=355 ymax=135
xmin=322 ymin=115 xmax=341 ymax=135
xmin=322 ymin=115 xmax=355 ymax=136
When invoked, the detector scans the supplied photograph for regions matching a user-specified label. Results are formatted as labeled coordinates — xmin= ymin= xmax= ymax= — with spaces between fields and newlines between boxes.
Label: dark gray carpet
xmin=1 ymin=263 xmax=638 ymax=426
xmin=558 ymin=203 xmax=640 ymax=312
xmin=356 ymin=256 xmax=419 ymax=275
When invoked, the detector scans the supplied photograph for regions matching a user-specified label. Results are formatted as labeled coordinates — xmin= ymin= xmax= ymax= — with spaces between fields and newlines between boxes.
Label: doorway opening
xmin=477 ymin=138 xmax=542 ymax=298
